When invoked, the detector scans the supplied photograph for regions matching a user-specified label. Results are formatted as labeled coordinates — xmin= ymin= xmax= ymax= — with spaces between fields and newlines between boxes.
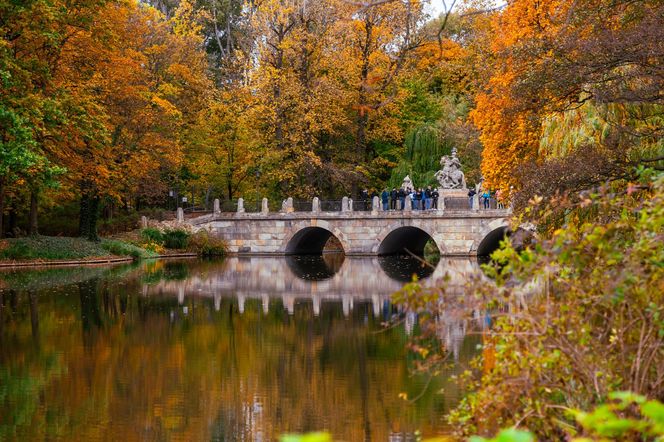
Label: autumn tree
xmin=471 ymin=0 xmax=664 ymax=197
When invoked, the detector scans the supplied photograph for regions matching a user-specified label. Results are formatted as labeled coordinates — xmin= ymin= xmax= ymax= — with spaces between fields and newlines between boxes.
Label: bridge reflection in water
xmin=145 ymin=256 xmax=486 ymax=359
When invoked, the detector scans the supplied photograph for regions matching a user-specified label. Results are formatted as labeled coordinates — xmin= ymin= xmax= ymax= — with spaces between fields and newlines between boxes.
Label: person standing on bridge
xmin=425 ymin=186 xmax=432 ymax=210
xmin=360 ymin=189 xmax=369 ymax=210
xmin=390 ymin=188 xmax=397 ymax=210
xmin=482 ymin=190 xmax=491 ymax=209
xmin=381 ymin=189 xmax=389 ymax=211
xmin=398 ymin=188 xmax=406 ymax=210
xmin=468 ymin=188 xmax=476 ymax=209
xmin=432 ymin=188 xmax=439 ymax=210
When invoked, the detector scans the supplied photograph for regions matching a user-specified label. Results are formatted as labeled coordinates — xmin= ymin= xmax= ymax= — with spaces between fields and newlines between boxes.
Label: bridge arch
xmin=474 ymin=219 xmax=510 ymax=257
xmin=282 ymin=220 xmax=349 ymax=255
xmin=373 ymin=224 xmax=440 ymax=256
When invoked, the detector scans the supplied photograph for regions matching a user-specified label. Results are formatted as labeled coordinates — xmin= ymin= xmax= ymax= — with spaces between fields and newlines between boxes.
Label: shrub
xmin=395 ymin=172 xmax=664 ymax=440
xmin=141 ymin=227 xmax=165 ymax=244
xmin=162 ymin=229 xmax=189 ymax=249
xmin=187 ymin=230 xmax=226 ymax=256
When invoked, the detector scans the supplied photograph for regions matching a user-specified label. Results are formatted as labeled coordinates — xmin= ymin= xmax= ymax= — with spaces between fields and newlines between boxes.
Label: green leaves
xmin=469 ymin=428 xmax=535 ymax=442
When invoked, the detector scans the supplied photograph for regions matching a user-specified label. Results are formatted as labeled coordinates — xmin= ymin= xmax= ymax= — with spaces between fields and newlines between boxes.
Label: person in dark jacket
xmin=432 ymin=188 xmax=439 ymax=210
xmin=424 ymin=186 xmax=432 ymax=210
xmin=360 ymin=189 xmax=369 ymax=210
xmin=468 ymin=188 xmax=476 ymax=209
xmin=398 ymin=188 xmax=406 ymax=210
xmin=390 ymin=188 xmax=397 ymax=210
xmin=414 ymin=188 xmax=422 ymax=210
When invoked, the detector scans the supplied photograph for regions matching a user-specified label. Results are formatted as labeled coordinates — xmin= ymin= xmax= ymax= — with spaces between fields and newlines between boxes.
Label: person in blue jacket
xmin=381 ymin=189 xmax=389 ymax=211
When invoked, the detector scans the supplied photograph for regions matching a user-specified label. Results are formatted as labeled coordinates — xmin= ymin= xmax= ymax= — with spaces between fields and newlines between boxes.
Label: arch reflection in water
xmin=378 ymin=255 xmax=435 ymax=281
xmin=285 ymin=253 xmax=345 ymax=280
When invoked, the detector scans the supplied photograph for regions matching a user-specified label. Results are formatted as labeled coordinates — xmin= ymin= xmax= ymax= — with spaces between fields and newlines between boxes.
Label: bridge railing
xmin=195 ymin=196 xmax=508 ymax=215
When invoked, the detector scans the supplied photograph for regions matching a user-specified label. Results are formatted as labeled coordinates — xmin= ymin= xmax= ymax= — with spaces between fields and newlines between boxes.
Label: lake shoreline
xmin=0 ymin=252 xmax=198 ymax=269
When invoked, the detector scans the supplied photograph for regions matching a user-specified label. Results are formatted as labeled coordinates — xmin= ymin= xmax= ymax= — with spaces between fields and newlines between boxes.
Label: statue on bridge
xmin=435 ymin=148 xmax=466 ymax=190
xmin=401 ymin=174 xmax=414 ymax=192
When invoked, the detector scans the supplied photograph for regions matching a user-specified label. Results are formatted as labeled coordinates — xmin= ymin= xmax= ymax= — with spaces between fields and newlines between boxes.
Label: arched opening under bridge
xmin=477 ymin=226 xmax=510 ymax=258
xmin=285 ymin=227 xmax=345 ymax=255
xmin=377 ymin=226 xmax=439 ymax=257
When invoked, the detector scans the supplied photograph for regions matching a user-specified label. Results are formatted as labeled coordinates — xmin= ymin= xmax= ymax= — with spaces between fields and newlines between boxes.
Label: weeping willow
xmin=540 ymin=102 xmax=664 ymax=161
xmin=388 ymin=123 xmax=453 ymax=189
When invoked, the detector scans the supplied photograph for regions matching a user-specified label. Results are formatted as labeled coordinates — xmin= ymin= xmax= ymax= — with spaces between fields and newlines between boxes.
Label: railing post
xmin=312 ymin=197 xmax=321 ymax=213
xmin=341 ymin=196 xmax=349 ymax=213
xmin=176 ymin=207 xmax=184 ymax=223
xmin=404 ymin=195 xmax=412 ymax=212
xmin=141 ymin=215 xmax=148 ymax=228
xmin=213 ymin=198 xmax=220 ymax=214
xmin=237 ymin=197 xmax=245 ymax=213
xmin=371 ymin=196 xmax=379 ymax=214
xmin=261 ymin=197 xmax=269 ymax=215
xmin=473 ymin=194 xmax=479 ymax=211
xmin=348 ymin=198 xmax=354 ymax=212
xmin=286 ymin=197 xmax=294 ymax=213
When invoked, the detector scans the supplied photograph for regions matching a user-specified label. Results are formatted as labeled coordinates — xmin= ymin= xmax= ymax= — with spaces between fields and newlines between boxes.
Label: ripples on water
xmin=0 ymin=256 xmax=485 ymax=441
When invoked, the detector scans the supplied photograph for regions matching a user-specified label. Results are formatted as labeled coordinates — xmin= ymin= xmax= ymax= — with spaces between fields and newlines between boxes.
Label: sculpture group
xmin=435 ymin=148 xmax=466 ymax=190
xmin=401 ymin=147 xmax=467 ymax=192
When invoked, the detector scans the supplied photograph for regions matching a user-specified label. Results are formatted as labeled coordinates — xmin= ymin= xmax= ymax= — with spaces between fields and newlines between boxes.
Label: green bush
xmin=141 ymin=227 xmax=165 ymax=244
xmin=162 ymin=229 xmax=189 ymax=249
xmin=187 ymin=230 xmax=226 ymax=256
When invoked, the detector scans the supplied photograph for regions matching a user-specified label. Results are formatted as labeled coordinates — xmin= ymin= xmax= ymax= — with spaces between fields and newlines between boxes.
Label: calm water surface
xmin=0 ymin=256 xmax=483 ymax=441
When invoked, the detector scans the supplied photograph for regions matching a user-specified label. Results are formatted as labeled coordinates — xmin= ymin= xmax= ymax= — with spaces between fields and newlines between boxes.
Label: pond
xmin=0 ymin=256 xmax=485 ymax=441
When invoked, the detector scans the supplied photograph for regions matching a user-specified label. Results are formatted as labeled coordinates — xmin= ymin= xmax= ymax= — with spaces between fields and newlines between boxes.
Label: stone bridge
xmin=183 ymin=199 xmax=510 ymax=256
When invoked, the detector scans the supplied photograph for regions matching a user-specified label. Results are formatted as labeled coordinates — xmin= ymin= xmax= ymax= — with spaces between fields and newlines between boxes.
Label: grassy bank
xmin=0 ymin=236 xmax=157 ymax=261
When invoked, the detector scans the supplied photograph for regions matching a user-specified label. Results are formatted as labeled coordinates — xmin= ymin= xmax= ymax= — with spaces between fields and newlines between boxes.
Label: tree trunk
xmin=87 ymin=195 xmax=100 ymax=241
xmin=0 ymin=178 xmax=4 ymax=239
xmin=8 ymin=206 xmax=16 ymax=237
xmin=29 ymin=190 xmax=38 ymax=236
xmin=79 ymin=181 xmax=100 ymax=241
xmin=79 ymin=192 xmax=91 ymax=239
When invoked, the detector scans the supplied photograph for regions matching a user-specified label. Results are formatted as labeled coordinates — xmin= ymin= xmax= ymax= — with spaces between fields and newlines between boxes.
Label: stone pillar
xmin=261 ymin=197 xmax=269 ymax=215
xmin=237 ymin=198 xmax=245 ymax=213
xmin=439 ymin=196 xmax=445 ymax=211
xmin=176 ymin=207 xmax=184 ymax=223
xmin=348 ymin=198 xmax=354 ymax=212
xmin=473 ymin=194 xmax=479 ymax=211
xmin=341 ymin=196 xmax=349 ymax=213
xmin=140 ymin=215 xmax=148 ymax=229
xmin=312 ymin=197 xmax=321 ymax=213
xmin=213 ymin=198 xmax=220 ymax=214
xmin=404 ymin=194 xmax=412 ymax=212
xmin=286 ymin=197 xmax=294 ymax=213
xmin=371 ymin=196 xmax=380 ymax=214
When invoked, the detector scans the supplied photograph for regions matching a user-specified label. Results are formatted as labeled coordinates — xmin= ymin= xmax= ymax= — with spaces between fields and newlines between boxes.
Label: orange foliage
xmin=471 ymin=0 xmax=571 ymax=195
